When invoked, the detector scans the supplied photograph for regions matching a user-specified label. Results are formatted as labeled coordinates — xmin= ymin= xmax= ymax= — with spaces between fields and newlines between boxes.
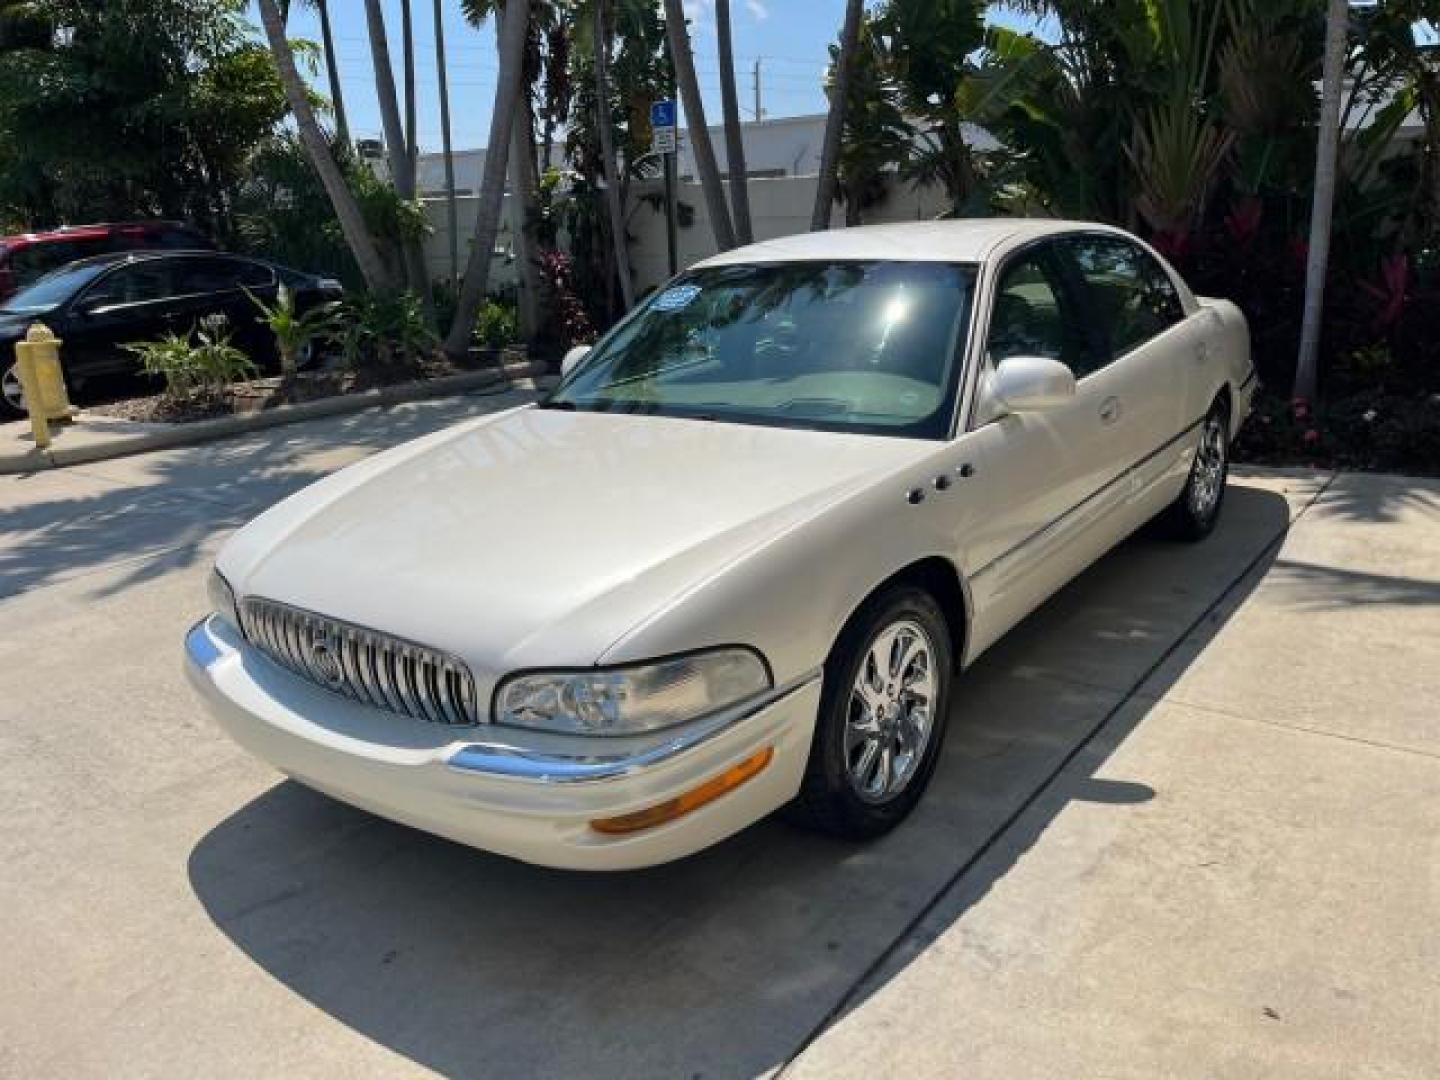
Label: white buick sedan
xmin=186 ymin=220 xmax=1254 ymax=870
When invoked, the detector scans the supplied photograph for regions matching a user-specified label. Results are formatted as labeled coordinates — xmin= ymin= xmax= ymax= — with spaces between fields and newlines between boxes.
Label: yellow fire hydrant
xmin=14 ymin=322 xmax=76 ymax=450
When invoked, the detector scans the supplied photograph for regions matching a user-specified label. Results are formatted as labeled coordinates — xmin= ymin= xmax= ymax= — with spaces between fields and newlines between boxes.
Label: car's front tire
xmin=789 ymin=584 xmax=953 ymax=839
xmin=1163 ymin=398 xmax=1231 ymax=541
xmin=1 ymin=362 xmax=26 ymax=416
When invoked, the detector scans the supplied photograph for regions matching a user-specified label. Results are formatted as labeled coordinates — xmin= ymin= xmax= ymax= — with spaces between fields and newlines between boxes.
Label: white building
xmin=396 ymin=111 xmax=998 ymax=194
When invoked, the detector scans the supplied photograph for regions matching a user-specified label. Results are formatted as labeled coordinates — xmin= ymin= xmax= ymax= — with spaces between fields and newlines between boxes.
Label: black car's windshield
xmin=0 ymin=262 xmax=107 ymax=315
xmin=550 ymin=260 xmax=977 ymax=438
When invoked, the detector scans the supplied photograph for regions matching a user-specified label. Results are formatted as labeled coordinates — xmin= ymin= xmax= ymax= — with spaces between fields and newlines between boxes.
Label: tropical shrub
xmin=336 ymin=291 xmax=438 ymax=372
xmin=474 ymin=299 xmax=519 ymax=350
xmin=124 ymin=316 xmax=257 ymax=398
xmin=247 ymin=284 xmax=341 ymax=379
xmin=537 ymin=249 xmax=594 ymax=348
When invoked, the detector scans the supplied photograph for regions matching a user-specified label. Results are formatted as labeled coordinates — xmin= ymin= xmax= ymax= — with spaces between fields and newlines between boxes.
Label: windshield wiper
xmin=538 ymin=399 xmax=577 ymax=410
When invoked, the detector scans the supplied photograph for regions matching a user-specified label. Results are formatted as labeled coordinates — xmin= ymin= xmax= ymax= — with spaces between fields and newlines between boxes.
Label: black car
xmin=0 ymin=250 xmax=344 ymax=413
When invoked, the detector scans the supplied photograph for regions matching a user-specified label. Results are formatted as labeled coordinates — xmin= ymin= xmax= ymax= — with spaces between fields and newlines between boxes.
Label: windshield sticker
xmin=653 ymin=284 xmax=701 ymax=311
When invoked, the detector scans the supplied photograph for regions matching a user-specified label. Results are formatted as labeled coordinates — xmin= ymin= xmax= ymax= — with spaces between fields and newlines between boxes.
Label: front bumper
xmin=184 ymin=616 xmax=820 ymax=870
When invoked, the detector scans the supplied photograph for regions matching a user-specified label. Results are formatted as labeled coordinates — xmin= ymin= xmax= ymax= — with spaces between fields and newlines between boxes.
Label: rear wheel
xmin=789 ymin=585 xmax=953 ymax=839
xmin=1164 ymin=399 xmax=1230 ymax=540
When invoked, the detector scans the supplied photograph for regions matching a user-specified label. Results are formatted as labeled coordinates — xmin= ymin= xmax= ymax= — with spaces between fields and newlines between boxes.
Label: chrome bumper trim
xmin=445 ymin=671 xmax=821 ymax=784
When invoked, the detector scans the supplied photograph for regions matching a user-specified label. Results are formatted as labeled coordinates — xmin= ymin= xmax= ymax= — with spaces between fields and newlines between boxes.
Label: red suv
xmin=0 ymin=221 xmax=213 ymax=300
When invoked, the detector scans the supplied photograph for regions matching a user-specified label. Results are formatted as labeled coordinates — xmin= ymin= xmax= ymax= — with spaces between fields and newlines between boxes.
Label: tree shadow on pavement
xmin=188 ymin=483 xmax=1293 ymax=1079
xmin=0 ymin=388 xmax=538 ymax=600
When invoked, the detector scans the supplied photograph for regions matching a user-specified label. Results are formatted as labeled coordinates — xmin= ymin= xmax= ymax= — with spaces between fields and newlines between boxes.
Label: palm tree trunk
xmin=364 ymin=0 xmax=433 ymax=309
xmin=401 ymin=0 xmax=418 ymax=164
xmin=1294 ymin=0 xmax=1348 ymax=405
xmin=433 ymin=0 xmax=459 ymax=282
xmin=258 ymin=0 xmax=392 ymax=292
xmin=510 ymin=101 xmax=544 ymax=341
xmin=812 ymin=0 xmax=862 ymax=231
xmin=662 ymin=0 xmax=736 ymax=252
xmin=715 ymin=0 xmax=752 ymax=244
xmin=501 ymin=15 xmax=543 ymax=339
xmin=594 ymin=0 xmax=635 ymax=310
xmin=317 ymin=0 xmax=350 ymax=149
xmin=444 ymin=0 xmax=533 ymax=359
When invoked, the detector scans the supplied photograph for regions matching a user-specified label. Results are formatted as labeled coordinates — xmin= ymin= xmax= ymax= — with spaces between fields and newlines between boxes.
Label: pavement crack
xmin=1163 ymin=695 xmax=1440 ymax=763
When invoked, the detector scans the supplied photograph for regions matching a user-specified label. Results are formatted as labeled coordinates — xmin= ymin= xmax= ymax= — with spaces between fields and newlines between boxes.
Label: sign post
xmin=651 ymin=99 xmax=679 ymax=276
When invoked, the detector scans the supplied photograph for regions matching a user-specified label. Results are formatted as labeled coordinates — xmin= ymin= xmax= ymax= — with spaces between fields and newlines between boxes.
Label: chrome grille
xmin=240 ymin=597 xmax=480 ymax=726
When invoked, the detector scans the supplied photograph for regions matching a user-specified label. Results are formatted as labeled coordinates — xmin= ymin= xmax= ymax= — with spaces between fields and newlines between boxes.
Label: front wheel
xmin=1 ymin=363 xmax=25 ymax=415
xmin=789 ymin=585 xmax=953 ymax=839
xmin=1164 ymin=400 xmax=1231 ymax=541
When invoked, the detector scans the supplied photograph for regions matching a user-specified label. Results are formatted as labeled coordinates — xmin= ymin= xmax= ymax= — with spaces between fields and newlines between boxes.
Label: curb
xmin=1 ymin=361 xmax=549 ymax=475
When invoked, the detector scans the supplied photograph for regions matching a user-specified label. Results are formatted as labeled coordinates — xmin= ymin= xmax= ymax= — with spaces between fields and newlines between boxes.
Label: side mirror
xmin=987 ymin=356 xmax=1076 ymax=414
xmin=560 ymin=344 xmax=591 ymax=377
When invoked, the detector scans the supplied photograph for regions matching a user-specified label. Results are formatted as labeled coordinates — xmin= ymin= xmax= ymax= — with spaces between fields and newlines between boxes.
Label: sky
xmin=250 ymin=1 xmax=1044 ymax=156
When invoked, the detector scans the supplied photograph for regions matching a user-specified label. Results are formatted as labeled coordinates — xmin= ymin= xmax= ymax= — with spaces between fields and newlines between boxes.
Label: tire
xmin=294 ymin=339 xmax=321 ymax=371
xmin=789 ymin=584 xmax=954 ymax=839
xmin=1 ymin=363 xmax=25 ymax=416
xmin=1163 ymin=398 xmax=1231 ymax=541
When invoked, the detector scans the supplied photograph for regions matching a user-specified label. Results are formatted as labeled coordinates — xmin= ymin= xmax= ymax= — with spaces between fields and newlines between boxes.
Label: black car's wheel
xmin=1 ymin=363 xmax=26 ymax=415
xmin=1163 ymin=398 xmax=1231 ymax=541
xmin=789 ymin=584 xmax=953 ymax=839
xmin=295 ymin=339 xmax=320 ymax=371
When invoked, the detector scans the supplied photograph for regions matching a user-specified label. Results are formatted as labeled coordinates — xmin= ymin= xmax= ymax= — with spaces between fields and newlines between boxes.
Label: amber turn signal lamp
xmin=590 ymin=746 xmax=775 ymax=835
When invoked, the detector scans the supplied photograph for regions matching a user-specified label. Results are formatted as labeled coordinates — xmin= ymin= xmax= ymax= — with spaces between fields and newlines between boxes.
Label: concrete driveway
xmin=1 ymin=394 xmax=1436 ymax=1079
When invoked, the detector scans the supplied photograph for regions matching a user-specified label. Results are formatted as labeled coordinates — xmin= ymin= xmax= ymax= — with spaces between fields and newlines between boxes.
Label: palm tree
xmin=363 ymin=0 xmax=432 ymax=305
xmin=462 ymin=0 xmax=547 ymax=338
xmin=433 ymin=0 xmax=460 ymax=282
xmin=316 ymin=0 xmax=351 ymax=150
xmin=715 ymin=0 xmax=752 ymax=243
xmin=812 ymin=0 xmax=863 ymax=230
xmin=401 ymin=0 xmax=418 ymax=167
xmin=283 ymin=0 xmax=350 ymax=150
xmin=445 ymin=0 xmax=534 ymax=359
xmin=257 ymin=0 xmax=392 ymax=292
xmin=594 ymin=0 xmax=636 ymax=308
xmin=662 ymin=0 xmax=736 ymax=251
xmin=508 ymin=73 xmax=544 ymax=339
xmin=1295 ymin=0 xmax=1352 ymax=405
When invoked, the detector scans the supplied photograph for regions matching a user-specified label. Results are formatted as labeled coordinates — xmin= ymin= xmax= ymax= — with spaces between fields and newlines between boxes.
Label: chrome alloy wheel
xmin=1 ymin=363 xmax=24 ymax=413
xmin=844 ymin=618 xmax=938 ymax=803
xmin=1188 ymin=413 xmax=1227 ymax=521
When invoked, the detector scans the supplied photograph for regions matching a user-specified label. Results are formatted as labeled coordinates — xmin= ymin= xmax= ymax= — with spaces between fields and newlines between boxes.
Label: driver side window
xmin=987 ymin=250 xmax=1070 ymax=367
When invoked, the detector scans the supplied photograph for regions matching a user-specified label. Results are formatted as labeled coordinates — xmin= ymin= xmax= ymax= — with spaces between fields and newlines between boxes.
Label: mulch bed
xmin=89 ymin=348 xmax=532 ymax=425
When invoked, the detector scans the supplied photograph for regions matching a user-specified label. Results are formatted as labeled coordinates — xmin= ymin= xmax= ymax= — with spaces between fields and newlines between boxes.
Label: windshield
xmin=0 ymin=262 xmax=108 ymax=315
xmin=550 ymin=261 xmax=977 ymax=438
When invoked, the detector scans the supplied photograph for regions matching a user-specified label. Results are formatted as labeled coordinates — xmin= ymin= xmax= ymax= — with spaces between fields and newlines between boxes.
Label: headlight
xmin=206 ymin=568 xmax=241 ymax=630
xmin=494 ymin=649 xmax=771 ymax=736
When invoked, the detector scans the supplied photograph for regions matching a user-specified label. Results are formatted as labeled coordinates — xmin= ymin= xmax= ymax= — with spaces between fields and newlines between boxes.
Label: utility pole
xmin=753 ymin=59 xmax=762 ymax=122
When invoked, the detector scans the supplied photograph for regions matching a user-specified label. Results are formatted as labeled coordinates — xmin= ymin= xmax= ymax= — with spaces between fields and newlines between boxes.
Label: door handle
xmin=1099 ymin=396 xmax=1122 ymax=425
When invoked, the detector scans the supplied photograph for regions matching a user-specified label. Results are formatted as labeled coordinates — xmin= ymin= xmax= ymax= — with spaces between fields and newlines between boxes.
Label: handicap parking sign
xmin=650 ymin=100 xmax=677 ymax=130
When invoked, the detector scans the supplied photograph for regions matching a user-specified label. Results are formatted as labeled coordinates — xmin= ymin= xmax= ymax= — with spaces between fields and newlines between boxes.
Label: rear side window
xmin=175 ymin=257 xmax=273 ymax=294
xmin=1064 ymin=237 xmax=1184 ymax=359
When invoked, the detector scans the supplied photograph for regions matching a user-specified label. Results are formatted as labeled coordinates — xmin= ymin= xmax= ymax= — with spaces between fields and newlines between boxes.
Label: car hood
xmin=0 ymin=309 xmax=45 ymax=340
xmin=220 ymin=405 xmax=933 ymax=688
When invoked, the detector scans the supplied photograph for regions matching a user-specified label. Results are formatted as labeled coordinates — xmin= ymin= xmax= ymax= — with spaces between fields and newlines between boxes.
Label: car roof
xmin=49 ymin=250 xmax=254 ymax=272
xmin=692 ymin=219 xmax=1129 ymax=269
xmin=0 ymin=220 xmax=198 ymax=249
